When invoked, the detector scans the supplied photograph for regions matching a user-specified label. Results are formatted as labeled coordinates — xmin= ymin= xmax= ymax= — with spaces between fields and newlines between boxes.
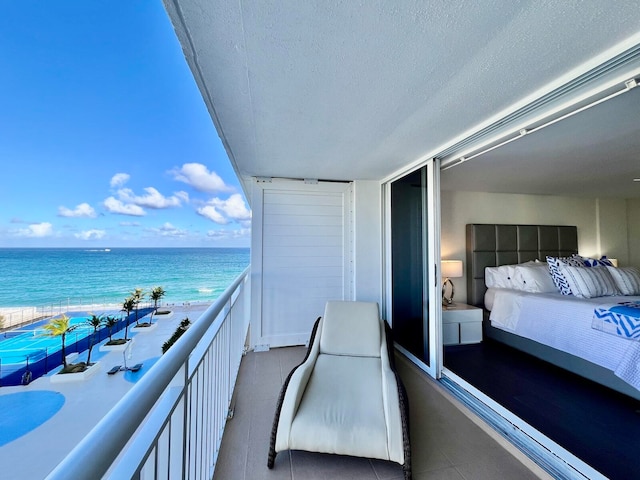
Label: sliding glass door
xmin=388 ymin=160 xmax=440 ymax=377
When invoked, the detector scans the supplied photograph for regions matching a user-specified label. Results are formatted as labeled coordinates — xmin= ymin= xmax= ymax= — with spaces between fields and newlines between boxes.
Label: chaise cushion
xmin=288 ymin=354 xmax=389 ymax=460
xmin=320 ymin=301 xmax=381 ymax=357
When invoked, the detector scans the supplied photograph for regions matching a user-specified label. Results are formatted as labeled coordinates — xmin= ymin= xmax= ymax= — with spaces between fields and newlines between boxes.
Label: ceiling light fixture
xmin=442 ymin=129 xmax=528 ymax=170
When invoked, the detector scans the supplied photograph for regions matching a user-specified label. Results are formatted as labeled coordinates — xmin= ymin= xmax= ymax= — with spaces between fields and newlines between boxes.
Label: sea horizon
xmin=0 ymin=246 xmax=249 ymax=250
xmin=0 ymin=247 xmax=250 ymax=311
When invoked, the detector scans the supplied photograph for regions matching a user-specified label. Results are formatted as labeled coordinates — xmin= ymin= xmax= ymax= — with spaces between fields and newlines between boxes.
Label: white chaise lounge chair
xmin=268 ymin=300 xmax=411 ymax=479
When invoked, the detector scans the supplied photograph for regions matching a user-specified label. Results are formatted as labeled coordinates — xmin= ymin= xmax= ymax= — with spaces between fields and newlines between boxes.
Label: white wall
xmin=628 ymin=198 xmax=640 ymax=267
xmin=353 ymin=180 xmax=383 ymax=304
xmin=597 ymin=198 xmax=629 ymax=265
xmin=248 ymin=179 xmax=384 ymax=348
xmin=441 ymin=190 xmax=633 ymax=303
xmin=250 ymin=179 xmax=354 ymax=348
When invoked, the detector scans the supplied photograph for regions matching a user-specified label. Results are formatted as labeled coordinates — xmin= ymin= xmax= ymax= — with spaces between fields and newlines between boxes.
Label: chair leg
xmin=267 ymin=317 xmax=321 ymax=470
xmin=267 ymin=449 xmax=276 ymax=469
xmin=267 ymin=395 xmax=281 ymax=469
xmin=403 ymin=462 xmax=412 ymax=480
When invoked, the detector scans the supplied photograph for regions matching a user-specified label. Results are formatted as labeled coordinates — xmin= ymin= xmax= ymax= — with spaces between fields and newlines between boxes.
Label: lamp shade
xmin=441 ymin=260 xmax=463 ymax=279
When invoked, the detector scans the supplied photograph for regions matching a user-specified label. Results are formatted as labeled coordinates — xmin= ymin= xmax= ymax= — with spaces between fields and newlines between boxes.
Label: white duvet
xmin=487 ymin=288 xmax=640 ymax=390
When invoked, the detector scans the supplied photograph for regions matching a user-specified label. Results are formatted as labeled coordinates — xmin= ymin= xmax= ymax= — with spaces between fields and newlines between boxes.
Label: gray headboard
xmin=466 ymin=224 xmax=578 ymax=308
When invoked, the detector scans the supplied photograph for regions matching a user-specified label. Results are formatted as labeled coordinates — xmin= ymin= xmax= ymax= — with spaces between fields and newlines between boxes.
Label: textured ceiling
xmin=164 ymin=1 xmax=640 ymax=197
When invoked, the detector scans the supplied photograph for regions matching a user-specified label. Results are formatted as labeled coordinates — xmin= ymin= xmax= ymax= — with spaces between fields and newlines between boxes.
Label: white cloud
xmin=197 ymin=194 xmax=251 ymax=225
xmin=104 ymin=184 xmax=185 ymax=217
xmin=119 ymin=221 xmax=141 ymax=227
xmin=197 ymin=205 xmax=228 ymax=224
xmin=118 ymin=187 xmax=188 ymax=209
xmin=15 ymin=222 xmax=54 ymax=237
xmin=216 ymin=194 xmax=251 ymax=221
xmin=103 ymin=197 xmax=146 ymax=216
xmin=58 ymin=202 xmax=97 ymax=218
xmin=206 ymin=228 xmax=251 ymax=239
xmin=145 ymin=222 xmax=188 ymax=238
xmin=74 ymin=229 xmax=106 ymax=240
xmin=110 ymin=173 xmax=130 ymax=188
xmin=170 ymin=163 xmax=232 ymax=193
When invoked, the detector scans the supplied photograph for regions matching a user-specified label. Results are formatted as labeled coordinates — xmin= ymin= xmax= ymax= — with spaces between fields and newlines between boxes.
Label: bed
xmin=466 ymin=223 xmax=640 ymax=401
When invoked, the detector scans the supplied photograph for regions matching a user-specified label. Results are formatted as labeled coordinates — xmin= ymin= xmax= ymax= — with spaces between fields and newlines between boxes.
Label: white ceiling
xmin=164 ymin=1 xmax=640 ymax=197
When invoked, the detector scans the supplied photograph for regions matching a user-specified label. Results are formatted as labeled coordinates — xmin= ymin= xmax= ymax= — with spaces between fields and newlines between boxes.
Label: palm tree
xmin=85 ymin=314 xmax=104 ymax=365
xmin=131 ymin=288 xmax=145 ymax=325
xmin=104 ymin=315 xmax=118 ymax=342
xmin=43 ymin=314 xmax=79 ymax=370
xmin=122 ymin=296 xmax=136 ymax=340
xmin=149 ymin=286 xmax=166 ymax=324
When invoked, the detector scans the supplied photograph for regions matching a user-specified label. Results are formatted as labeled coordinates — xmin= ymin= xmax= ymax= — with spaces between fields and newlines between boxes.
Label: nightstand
xmin=442 ymin=303 xmax=483 ymax=345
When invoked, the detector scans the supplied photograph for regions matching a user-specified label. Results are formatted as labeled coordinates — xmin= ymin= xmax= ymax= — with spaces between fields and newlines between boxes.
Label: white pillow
xmin=607 ymin=266 xmax=640 ymax=295
xmin=485 ymin=261 xmax=536 ymax=289
xmin=513 ymin=263 xmax=558 ymax=293
xmin=559 ymin=265 xmax=620 ymax=298
xmin=485 ymin=265 xmax=514 ymax=289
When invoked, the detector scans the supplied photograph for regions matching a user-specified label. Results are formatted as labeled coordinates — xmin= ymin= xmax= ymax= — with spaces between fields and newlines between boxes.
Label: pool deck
xmin=0 ymin=303 xmax=211 ymax=480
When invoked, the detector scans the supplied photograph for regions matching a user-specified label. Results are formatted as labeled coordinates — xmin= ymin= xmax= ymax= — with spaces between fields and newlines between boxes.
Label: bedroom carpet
xmin=444 ymin=339 xmax=640 ymax=480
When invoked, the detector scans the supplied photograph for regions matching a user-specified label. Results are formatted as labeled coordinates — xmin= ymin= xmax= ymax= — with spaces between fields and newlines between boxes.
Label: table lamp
xmin=441 ymin=260 xmax=463 ymax=307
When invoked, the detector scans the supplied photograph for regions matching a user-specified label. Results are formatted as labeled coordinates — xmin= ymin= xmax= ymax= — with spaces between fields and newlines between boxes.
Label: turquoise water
xmin=0 ymin=248 xmax=250 ymax=308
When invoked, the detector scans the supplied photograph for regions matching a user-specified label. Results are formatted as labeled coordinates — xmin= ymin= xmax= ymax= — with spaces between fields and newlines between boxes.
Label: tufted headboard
xmin=465 ymin=224 xmax=578 ymax=308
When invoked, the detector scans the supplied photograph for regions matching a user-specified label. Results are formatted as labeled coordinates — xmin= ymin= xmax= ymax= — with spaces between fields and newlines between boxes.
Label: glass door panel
xmin=389 ymin=161 xmax=440 ymax=376
xmin=391 ymin=168 xmax=426 ymax=361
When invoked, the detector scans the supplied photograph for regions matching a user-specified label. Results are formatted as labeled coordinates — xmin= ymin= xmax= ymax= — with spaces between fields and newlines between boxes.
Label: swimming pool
xmin=0 ymin=308 xmax=153 ymax=386
xmin=0 ymin=391 xmax=66 ymax=446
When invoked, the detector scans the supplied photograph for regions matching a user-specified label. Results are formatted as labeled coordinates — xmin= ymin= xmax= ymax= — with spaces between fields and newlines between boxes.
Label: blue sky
xmin=0 ymin=2 xmax=250 ymax=248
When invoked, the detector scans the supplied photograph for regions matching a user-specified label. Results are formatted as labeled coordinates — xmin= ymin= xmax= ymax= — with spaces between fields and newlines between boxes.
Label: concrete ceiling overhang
xmin=163 ymin=1 xmax=640 ymax=197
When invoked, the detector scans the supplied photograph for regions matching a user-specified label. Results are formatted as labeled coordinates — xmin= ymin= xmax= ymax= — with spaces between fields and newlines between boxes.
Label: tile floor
xmin=214 ymin=347 xmax=550 ymax=480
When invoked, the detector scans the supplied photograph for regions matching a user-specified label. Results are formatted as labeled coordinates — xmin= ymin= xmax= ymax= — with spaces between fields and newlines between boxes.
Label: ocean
xmin=0 ymin=248 xmax=250 ymax=309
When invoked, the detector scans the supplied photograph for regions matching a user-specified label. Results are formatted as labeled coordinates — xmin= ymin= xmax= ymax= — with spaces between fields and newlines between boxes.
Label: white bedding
xmin=487 ymin=288 xmax=640 ymax=390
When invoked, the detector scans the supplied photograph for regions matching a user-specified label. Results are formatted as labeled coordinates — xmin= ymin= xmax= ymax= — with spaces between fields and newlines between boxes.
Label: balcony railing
xmin=45 ymin=267 xmax=251 ymax=480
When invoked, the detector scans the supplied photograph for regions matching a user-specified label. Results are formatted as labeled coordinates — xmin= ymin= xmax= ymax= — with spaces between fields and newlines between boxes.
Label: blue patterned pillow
xmin=580 ymin=255 xmax=614 ymax=267
xmin=546 ymin=255 xmax=583 ymax=295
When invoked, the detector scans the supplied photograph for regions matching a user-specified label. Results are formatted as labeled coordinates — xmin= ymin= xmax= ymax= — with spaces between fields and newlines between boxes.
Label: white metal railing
xmin=45 ymin=267 xmax=251 ymax=480
xmin=0 ymin=306 xmax=42 ymax=330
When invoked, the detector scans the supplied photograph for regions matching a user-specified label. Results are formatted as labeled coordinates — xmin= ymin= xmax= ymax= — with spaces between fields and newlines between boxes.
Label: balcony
xmin=215 ymin=347 xmax=544 ymax=480
xmin=46 ymin=268 xmax=546 ymax=479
